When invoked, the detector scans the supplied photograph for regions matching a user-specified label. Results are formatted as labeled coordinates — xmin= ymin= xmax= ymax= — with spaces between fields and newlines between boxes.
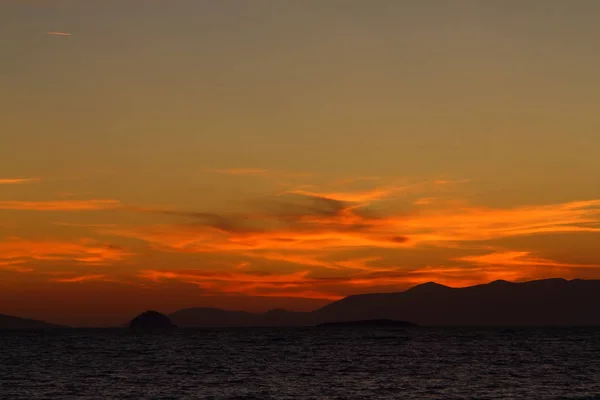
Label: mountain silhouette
xmin=168 ymin=278 xmax=600 ymax=327
xmin=0 ymin=314 xmax=67 ymax=330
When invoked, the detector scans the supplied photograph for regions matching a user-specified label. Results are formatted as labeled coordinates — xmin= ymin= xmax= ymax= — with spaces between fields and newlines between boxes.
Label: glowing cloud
xmin=108 ymin=196 xmax=600 ymax=255
xmin=47 ymin=32 xmax=71 ymax=36
xmin=52 ymin=275 xmax=108 ymax=283
xmin=0 ymin=199 xmax=121 ymax=211
xmin=0 ymin=238 xmax=133 ymax=265
xmin=0 ymin=178 xmax=40 ymax=185
xmin=457 ymin=251 xmax=599 ymax=269
xmin=286 ymin=186 xmax=403 ymax=204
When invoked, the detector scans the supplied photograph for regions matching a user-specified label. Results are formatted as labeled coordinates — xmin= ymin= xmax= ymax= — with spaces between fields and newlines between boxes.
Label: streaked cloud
xmin=285 ymin=186 xmax=404 ymax=204
xmin=0 ymin=260 xmax=34 ymax=273
xmin=0 ymin=199 xmax=121 ymax=211
xmin=109 ymin=194 xmax=600 ymax=255
xmin=205 ymin=167 xmax=313 ymax=179
xmin=47 ymin=32 xmax=71 ymax=36
xmin=0 ymin=178 xmax=40 ymax=185
xmin=136 ymin=268 xmax=417 ymax=299
xmin=0 ymin=238 xmax=134 ymax=265
xmin=52 ymin=274 xmax=108 ymax=283
xmin=457 ymin=250 xmax=600 ymax=269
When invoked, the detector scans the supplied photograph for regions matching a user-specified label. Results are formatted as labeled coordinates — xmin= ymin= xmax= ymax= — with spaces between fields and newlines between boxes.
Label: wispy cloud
xmin=457 ymin=250 xmax=600 ymax=269
xmin=0 ymin=199 xmax=121 ymax=211
xmin=136 ymin=268 xmax=419 ymax=299
xmin=6 ymin=176 xmax=596 ymax=298
xmin=47 ymin=32 xmax=71 ymax=36
xmin=284 ymin=186 xmax=404 ymax=204
xmin=112 ymin=194 xmax=600 ymax=255
xmin=205 ymin=167 xmax=312 ymax=179
xmin=52 ymin=274 xmax=108 ymax=283
xmin=0 ymin=178 xmax=40 ymax=185
xmin=0 ymin=260 xmax=34 ymax=273
xmin=0 ymin=238 xmax=133 ymax=265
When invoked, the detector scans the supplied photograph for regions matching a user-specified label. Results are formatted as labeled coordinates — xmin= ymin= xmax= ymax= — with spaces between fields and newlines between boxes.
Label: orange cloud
xmin=53 ymin=275 xmax=108 ymax=283
xmin=47 ymin=32 xmax=71 ymax=36
xmin=137 ymin=268 xmax=423 ymax=299
xmin=0 ymin=178 xmax=40 ymax=185
xmin=434 ymin=179 xmax=470 ymax=185
xmin=285 ymin=186 xmax=403 ymax=204
xmin=0 ymin=238 xmax=133 ymax=265
xmin=112 ymin=196 xmax=600 ymax=256
xmin=0 ymin=260 xmax=34 ymax=273
xmin=136 ymin=262 xmax=536 ymax=299
xmin=406 ymin=265 xmax=527 ymax=287
xmin=457 ymin=250 xmax=599 ymax=269
xmin=0 ymin=199 xmax=121 ymax=211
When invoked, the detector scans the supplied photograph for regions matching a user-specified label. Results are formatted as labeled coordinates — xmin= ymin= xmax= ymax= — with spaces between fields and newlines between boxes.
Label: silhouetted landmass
xmin=169 ymin=307 xmax=312 ymax=327
xmin=0 ymin=314 xmax=67 ymax=330
xmin=168 ymin=279 xmax=600 ymax=327
xmin=129 ymin=310 xmax=176 ymax=330
xmin=317 ymin=319 xmax=417 ymax=328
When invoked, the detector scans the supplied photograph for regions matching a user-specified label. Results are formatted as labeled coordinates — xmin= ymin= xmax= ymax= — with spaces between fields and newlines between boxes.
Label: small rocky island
xmin=317 ymin=319 xmax=417 ymax=328
xmin=129 ymin=311 xmax=176 ymax=331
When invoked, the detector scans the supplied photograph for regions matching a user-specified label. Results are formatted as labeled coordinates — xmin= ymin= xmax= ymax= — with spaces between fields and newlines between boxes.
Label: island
xmin=129 ymin=310 xmax=176 ymax=331
xmin=317 ymin=319 xmax=417 ymax=328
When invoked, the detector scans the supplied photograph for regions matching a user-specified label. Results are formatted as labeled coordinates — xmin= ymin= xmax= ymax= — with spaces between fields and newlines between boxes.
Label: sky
xmin=1 ymin=0 xmax=600 ymax=326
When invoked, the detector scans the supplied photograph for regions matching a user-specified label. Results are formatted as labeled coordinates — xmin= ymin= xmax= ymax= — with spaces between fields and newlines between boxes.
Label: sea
xmin=1 ymin=327 xmax=599 ymax=399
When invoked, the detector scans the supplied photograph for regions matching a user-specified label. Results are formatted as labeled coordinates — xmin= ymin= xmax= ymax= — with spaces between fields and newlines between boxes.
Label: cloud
xmin=52 ymin=275 xmax=108 ymax=283
xmin=47 ymin=32 xmax=71 ymax=36
xmin=136 ymin=268 xmax=424 ymax=299
xmin=457 ymin=250 xmax=599 ymax=269
xmin=113 ymin=195 xmax=600 ymax=256
xmin=434 ymin=179 xmax=471 ymax=185
xmin=137 ymin=261 xmax=560 ymax=299
xmin=0 ymin=199 xmax=121 ymax=211
xmin=39 ymin=180 xmax=595 ymax=298
xmin=0 ymin=260 xmax=34 ymax=273
xmin=0 ymin=178 xmax=40 ymax=185
xmin=208 ymin=168 xmax=269 ymax=176
xmin=0 ymin=238 xmax=134 ymax=265
xmin=205 ymin=167 xmax=312 ymax=180
xmin=285 ymin=186 xmax=404 ymax=204
xmin=406 ymin=265 xmax=528 ymax=287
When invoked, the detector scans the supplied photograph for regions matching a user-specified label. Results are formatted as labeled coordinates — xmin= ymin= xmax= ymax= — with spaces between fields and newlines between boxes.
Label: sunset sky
xmin=1 ymin=0 xmax=600 ymax=326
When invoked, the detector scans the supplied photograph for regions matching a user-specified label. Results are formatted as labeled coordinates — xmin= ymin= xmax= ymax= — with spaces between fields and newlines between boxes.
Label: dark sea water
xmin=1 ymin=328 xmax=599 ymax=399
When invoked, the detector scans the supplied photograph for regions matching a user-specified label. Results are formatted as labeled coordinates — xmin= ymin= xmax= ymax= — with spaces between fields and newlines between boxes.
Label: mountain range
xmin=2 ymin=278 xmax=600 ymax=329
xmin=169 ymin=278 xmax=600 ymax=327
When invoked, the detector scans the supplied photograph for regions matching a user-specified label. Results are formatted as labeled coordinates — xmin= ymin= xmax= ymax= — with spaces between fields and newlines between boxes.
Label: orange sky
xmin=1 ymin=0 xmax=600 ymax=326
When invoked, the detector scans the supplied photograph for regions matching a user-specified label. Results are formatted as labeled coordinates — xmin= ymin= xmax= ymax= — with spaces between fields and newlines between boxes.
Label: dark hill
xmin=168 ymin=279 xmax=600 ymax=327
xmin=130 ymin=311 xmax=176 ymax=330
xmin=0 ymin=314 xmax=67 ymax=330
xmin=313 ymin=278 xmax=600 ymax=326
